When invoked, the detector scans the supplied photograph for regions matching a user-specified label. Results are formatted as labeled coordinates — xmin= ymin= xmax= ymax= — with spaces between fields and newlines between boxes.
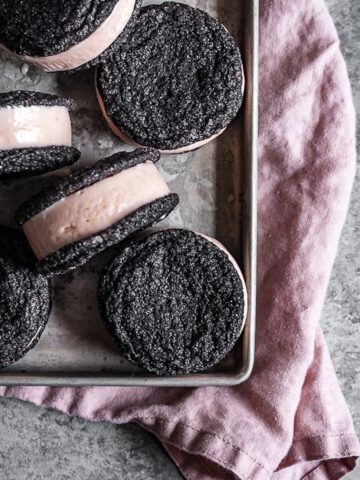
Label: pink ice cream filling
xmin=0 ymin=0 xmax=136 ymax=72
xmin=23 ymin=161 xmax=171 ymax=260
xmin=0 ymin=105 xmax=72 ymax=150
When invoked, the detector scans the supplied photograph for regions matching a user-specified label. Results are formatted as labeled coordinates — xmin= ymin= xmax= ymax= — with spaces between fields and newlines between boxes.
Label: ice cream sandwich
xmin=96 ymin=2 xmax=244 ymax=153
xmin=0 ymin=226 xmax=51 ymax=368
xmin=0 ymin=0 xmax=142 ymax=72
xmin=15 ymin=148 xmax=179 ymax=276
xmin=0 ymin=91 xmax=80 ymax=178
xmin=98 ymin=229 xmax=247 ymax=375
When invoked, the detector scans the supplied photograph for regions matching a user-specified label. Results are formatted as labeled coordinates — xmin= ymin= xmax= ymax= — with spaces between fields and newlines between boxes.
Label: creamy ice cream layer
xmin=0 ymin=0 xmax=136 ymax=72
xmin=24 ymin=161 xmax=171 ymax=259
xmin=0 ymin=105 xmax=71 ymax=150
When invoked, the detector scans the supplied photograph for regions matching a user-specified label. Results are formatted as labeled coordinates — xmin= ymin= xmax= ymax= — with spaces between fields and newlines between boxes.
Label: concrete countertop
xmin=319 ymin=1 xmax=360 ymax=478
xmin=0 ymin=0 xmax=358 ymax=479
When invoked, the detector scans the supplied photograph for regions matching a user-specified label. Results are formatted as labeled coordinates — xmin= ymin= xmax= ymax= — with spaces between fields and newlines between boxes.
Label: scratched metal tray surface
xmin=0 ymin=0 xmax=258 ymax=386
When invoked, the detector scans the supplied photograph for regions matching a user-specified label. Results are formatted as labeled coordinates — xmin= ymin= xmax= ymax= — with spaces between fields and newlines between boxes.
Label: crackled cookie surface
xmin=98 ymin=229 xmax=247 ymax=375
xmin=97 ymin=2 xmax=244 ymax=152
xmin=0 ymin=226 xmax=51 ymax=369
xmin=0 ymin=0 xmax=142 ymax=71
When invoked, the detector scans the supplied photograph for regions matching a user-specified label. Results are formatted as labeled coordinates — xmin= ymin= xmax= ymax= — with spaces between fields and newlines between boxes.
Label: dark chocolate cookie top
xmin=0 ymin=91 xmax=76 ymax=110
xmin=0 ymin=0 xmax=120 ymax=57
xmin=97 ymin=2 xmax=244 ymax=151
xmin=0 ymin=226 xmax=51 ymax=368
xmin=0 ymin=146 xmax=81 ymax=179
xmin=98 ymin=229 xmax=247 ymax=375
xmin=15 ymin=148 xmax=160 ymax=225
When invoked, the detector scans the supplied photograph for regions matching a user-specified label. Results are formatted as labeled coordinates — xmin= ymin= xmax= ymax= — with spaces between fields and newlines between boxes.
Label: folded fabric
xmin=1 ymin=0 xmax=359 ymax=478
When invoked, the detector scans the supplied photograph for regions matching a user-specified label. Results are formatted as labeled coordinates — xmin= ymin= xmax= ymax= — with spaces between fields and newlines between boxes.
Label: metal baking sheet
xmin=0 ymin=0 xmax=258 ymax=386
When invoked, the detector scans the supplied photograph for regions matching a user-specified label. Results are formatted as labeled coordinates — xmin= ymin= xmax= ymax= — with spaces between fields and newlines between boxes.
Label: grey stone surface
xmin=0 ymin=397 xmax=182 ymax=480
xmin=0 ymin=1 xmax=358 ymax=479
xmin=321 ymin=1 xmax=360 ymax=478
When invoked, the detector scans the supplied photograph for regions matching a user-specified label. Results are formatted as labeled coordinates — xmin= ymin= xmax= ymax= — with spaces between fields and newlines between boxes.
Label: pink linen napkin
xmin=1 ymin=0 xmax=359 ymax=478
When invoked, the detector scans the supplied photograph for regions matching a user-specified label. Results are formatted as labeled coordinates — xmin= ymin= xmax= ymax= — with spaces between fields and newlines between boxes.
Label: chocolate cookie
xmin=96 ymin=2 xmax=244 ymax=153
xmin=98 ymin=229 xmax=247 ymax=375
xmin=0 ymin=226 xmax=51 ymax=369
